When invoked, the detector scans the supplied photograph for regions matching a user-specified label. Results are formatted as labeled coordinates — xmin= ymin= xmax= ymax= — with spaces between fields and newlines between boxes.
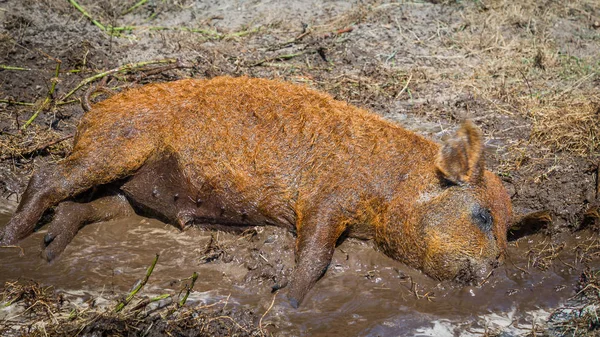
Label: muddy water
xmin=0 ymin=201 xmax=597 ymax=336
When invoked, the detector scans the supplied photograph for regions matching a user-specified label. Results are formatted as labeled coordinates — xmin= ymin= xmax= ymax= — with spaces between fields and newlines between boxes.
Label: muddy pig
xmin=0 ymin=76 xmax=512 ymax=308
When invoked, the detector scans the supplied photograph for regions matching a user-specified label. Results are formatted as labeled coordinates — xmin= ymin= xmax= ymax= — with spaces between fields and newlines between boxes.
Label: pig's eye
xmin=472 ymin=206 xmax=493 ymax=232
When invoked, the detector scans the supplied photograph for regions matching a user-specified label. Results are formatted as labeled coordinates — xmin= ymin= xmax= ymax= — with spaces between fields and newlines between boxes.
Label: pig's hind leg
xmin=41 ymin=193 xmax=135 ymax=261
xmin=0 ymin=142 xmax=154 ymax=248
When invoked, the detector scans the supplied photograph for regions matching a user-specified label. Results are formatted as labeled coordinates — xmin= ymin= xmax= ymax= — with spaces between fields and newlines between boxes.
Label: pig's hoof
xmin=288 ymin=296 xmax=300 ymax=309
xmin=271 ymin=279 xmax=289 ymax=292
xmin=41 ymin=231 xmax=74 ymax=262
xmin=41 ymin=241 xmax=65 ymax=262
xmin=41 ymin=248 xmax=57 ymax=262
xmin=44 ymin=233 xmax=55 ymax=245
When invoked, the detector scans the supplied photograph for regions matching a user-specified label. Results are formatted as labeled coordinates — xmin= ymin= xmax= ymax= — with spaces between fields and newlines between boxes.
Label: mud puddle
xmin=1 ymin=203 xmax=598 ymax=336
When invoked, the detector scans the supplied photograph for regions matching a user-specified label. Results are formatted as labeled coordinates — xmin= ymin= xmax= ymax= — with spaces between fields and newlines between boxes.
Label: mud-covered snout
xmin=452 ymin=254 xmax=503 ymax=285
xmin=421 ymin=225 xmax=505 ymax=284
xmin=420 ymin=226 xmax=505 ymax=284
xmin=418 ymin=183 xmax=510 ymax=283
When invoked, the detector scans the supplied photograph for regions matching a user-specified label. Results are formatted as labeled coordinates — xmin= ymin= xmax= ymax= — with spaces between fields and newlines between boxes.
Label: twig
xmin=0 ymin=65 xmax=31 ymax=71
xmin=479 ymin=269 xmax=494 ymax=286
xmin=134 ymin=61 xmax=185 ymax=77
xmin=129 ymin=293 xmax=170 ymax=312
xmin=0 ymin=100 xmax=34 ymax=106
xmin=69 ymin=0 xmax=107 ymax=32
xmin=0 ymin=130 xmax=18 ymax=137
xmin=1 ymin=134 xmax=75 ymax=160
xmin=0 ymin=245 xmax=24 ymax=255
xmin=22 ymin=61 xmax=61 ymax=129
xmin=596 ymin=163 xmax=600 ymax=200
xmin=266 ymin=26 xmax=311 ymax=51
xmin=122 ymin=0 xmax=148 ymax=15
xmin=336 ymin=26 xmax=354 ymax=35
xmin=322 ymin=26 xmax=354 ymax=38
xmin=224 ymin=27 xmax=260 ymax=39
xmin=557 ymin=257 xmax=576 ymax=270
xmin=259 ymin=292 xmax=277 ymax=337
xmin=251 ymin=51 xmax=307 ymax=67
xmin=115 ymin=254 xmax=159 ymax=313
xmin=56 ymin=99 xmax=78 ymax=106
xmin=60 ymin=58 xmax=177 ymax=102
xmin=145 ymin=26 xmax=259 ymax=39
xmin=207 ymin=316 xmax=249 ymax=334
xmin=517 ymin=68 xmax=533 ymax=98
xmin=15 ymin=134 xmax=75 ymax=159
xmin=178 ymin=272 xmax=198 ymax=307
xmin=395 ymin=73 xmax=413 ymax=99
xmin=150 ymin=293 xmax=171 ymax=303
xmin=557 ymin=72 xmax=597 ymax=98
xmin=507 ymin=254 xmax=530 ymax=275
xmin=146 ymin=26 xmax=220 ymax=36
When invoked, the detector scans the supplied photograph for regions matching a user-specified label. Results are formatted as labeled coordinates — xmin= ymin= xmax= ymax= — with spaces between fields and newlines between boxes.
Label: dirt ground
xmin=0 ymin=0 xmax=599 ymax=336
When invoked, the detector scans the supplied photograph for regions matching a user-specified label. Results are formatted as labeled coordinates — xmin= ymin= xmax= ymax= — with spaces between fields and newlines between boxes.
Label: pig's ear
xmin=435 ymin=121 xmax=484 ymax=185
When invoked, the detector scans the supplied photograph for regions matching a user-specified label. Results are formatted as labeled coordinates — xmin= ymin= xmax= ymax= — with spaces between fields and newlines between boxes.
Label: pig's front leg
xmin=287 ymin=205 xmax=347 ymax=308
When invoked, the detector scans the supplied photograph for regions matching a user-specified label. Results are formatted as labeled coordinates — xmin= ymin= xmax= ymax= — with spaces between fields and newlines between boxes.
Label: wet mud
xmin=1 ymin=203 xmax=600 ymax=336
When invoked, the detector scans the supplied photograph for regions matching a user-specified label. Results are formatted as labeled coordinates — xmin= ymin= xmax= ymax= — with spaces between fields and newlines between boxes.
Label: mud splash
xmin=1 ymin=203 xmax=598 ymax=336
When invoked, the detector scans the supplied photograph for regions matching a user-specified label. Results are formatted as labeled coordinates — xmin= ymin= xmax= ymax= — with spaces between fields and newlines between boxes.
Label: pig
xmin=0 ymin=76 xmax=512 ymax=308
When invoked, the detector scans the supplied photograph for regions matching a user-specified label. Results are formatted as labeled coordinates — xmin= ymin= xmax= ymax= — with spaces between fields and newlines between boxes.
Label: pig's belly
xmin=119 ymin=153 xmax=294 ymax=231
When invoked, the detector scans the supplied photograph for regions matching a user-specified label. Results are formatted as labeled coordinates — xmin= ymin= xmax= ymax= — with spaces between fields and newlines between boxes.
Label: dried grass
xmin=314 ymin=65 xmax=413 ymax=108
xmin=0 ymin=279 xmax=262 ymax=337
xmin=0 ymin=111 xmax=73 ymax=161
xmin=531 ymin=100 xmax=599 ymax=156
xmin=435 ymin=0 xmax=599 ymax=169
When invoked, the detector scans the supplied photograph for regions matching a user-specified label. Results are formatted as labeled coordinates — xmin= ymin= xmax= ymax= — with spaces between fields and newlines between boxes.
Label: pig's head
xmin=377 ymin=121 xmax=512 ymax=284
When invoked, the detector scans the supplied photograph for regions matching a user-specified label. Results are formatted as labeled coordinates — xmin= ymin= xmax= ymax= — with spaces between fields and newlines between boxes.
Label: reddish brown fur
xmin=0 ymin=77 xmax=512 ymax=308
